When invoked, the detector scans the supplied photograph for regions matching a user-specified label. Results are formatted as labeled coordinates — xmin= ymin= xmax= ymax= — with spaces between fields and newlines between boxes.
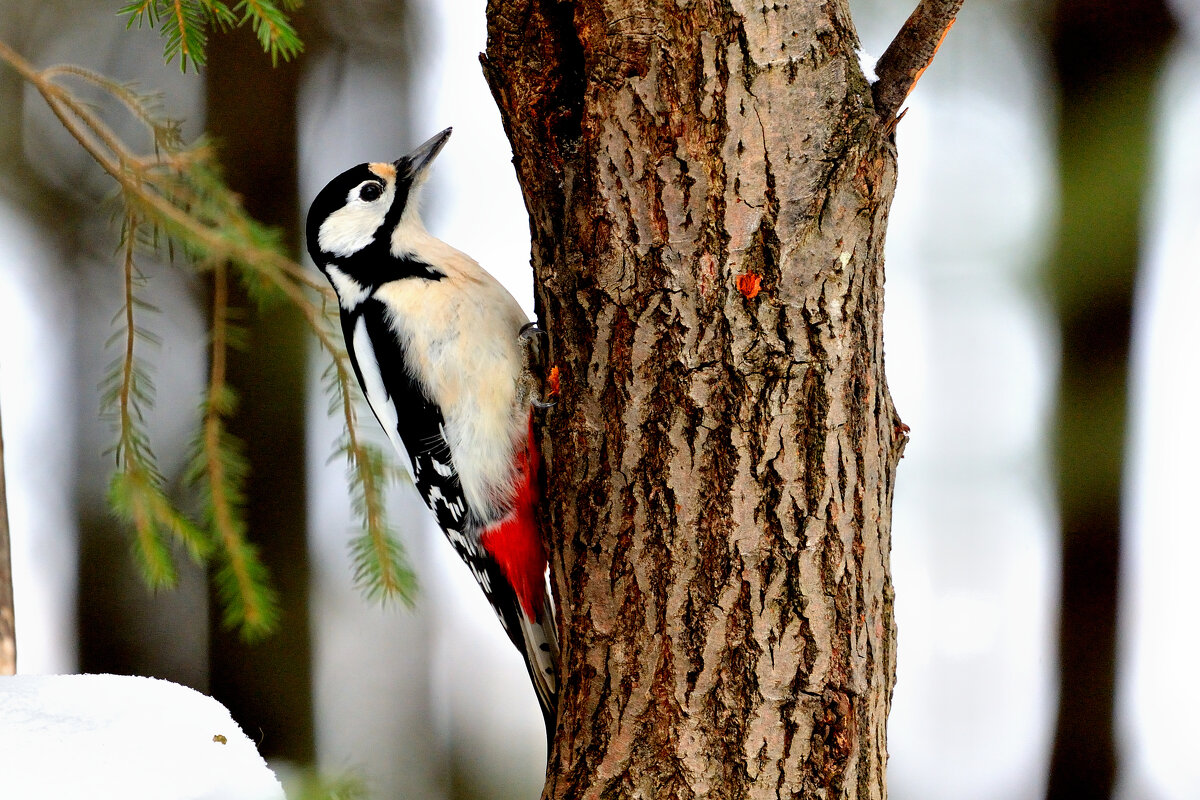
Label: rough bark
xmin=483 ymin=1 xmax=908 ymax=797
xmin=872 ymin=0 xmax=962 ymax=120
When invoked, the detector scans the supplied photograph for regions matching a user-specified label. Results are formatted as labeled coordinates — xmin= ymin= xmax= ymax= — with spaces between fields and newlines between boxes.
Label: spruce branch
xmin=234 ymin=0 xmax=304 ymax=66
xmin=302 ymin=293 xmax=414 ymax=601
xmin=188 ymin=261 xmax=279 ymax=640
xmin=119 ymin=0 xmax=299 ymax=72
xmin=104 ymin=208 xmax=209 ymax=586
xmin=0 ymin=37 xmax=416 ymax=629
xmin=6 ymin=51 xmax=322 ymax=296
xmin=323 ymin=358 xmax=416 ymax=603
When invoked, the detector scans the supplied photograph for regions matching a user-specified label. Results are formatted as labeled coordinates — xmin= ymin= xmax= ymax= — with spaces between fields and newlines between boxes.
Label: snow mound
xmin=0 ymin=674 xmax=284 ymax=800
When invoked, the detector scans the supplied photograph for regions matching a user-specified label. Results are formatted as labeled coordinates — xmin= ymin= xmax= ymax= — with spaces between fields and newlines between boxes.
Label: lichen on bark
xmin=484 ymin=1 xmax=907 ymax=797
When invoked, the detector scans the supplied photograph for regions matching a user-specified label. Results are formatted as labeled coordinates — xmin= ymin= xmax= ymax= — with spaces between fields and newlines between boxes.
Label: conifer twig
xmin=0 ymin=36 xmax=416 ymax=627
xmin=285 ymin=286 xmax=414 ymax=600
xmin=0 ymin=39 xmax=327 ymax=296
xmin=104 ymin=209 xmax=210 ymax=585
xmin=197 ymin=262 xmax=278 ymax=638
xmin=115 ymin=210 xmax=176 ymax=586
xmin=119 ymin=0 xmax=299 ymax=71
xmin=0 ymin=401 xmax=15 ymax=676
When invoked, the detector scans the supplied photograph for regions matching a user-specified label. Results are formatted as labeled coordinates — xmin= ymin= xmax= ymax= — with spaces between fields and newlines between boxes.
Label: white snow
xmin=0 ymin=674 xmax=284 ymax=800
xmin=856 ymin=46 xmax=878 ymax=83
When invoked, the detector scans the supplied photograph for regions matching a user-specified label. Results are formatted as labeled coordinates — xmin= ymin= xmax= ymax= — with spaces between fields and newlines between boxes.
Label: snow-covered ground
xmin=0 ymin=674 xmax=283 ymax=800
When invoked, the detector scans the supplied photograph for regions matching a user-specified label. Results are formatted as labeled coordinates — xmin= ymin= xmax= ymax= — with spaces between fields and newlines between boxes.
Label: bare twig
xmin=0 ymin=401 xmax=15 ymax=675
xmin=872 ymin=0 xmax=964 ymax=121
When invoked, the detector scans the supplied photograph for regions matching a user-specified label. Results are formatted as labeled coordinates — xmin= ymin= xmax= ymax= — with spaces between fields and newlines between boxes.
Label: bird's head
xmin=305 ymin=127 xmax=452 ymax=276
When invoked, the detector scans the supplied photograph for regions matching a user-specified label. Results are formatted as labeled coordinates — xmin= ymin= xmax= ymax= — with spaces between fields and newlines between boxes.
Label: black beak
xmin=396 ymin=127 xmax=452 ymax=178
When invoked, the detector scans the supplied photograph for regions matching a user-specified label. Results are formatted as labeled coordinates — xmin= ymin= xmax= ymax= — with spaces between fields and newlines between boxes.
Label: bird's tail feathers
xmin=518 ymin=583 xmax=559 ymax=757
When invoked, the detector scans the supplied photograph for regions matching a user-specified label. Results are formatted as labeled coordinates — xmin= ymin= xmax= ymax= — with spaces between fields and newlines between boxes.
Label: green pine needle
xmin=108 ymin=468 xmax=178 ymax=588
xmin=0 ymin=35 xmax=417 ymax=639
xmin=344 ymin=441 xmax=417 ymax=604
xmin=185 ymin=261 xmax=281 ymax=641
xmin=118 ymin=0 xmax=303 ymax=72
xmin=186 ymin=410 xmax=281 ymax=641
xmin=103 ymin=210 xmax=212 ymax=587
xmin=214 ymin=537 xmax=280 ymax=640
xmin=321 ymin=358 xmax=417 ymax=604
xmin=235 ymin=0 xmax=304 ymax=66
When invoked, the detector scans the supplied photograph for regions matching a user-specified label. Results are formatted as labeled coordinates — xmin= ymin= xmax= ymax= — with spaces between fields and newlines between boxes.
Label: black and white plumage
xmin=305 ymin=128 xmax=558 ymax=749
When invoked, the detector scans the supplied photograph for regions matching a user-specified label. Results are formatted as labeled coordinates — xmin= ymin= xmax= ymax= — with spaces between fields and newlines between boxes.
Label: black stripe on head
xmin=374 ymin=170 xmax=413 ymax=249
xmin=306 ymin=160 xmax=442 ymax=290
xmin=345 ymin=169 xmax=418 ymax=267
xmin=346 ymin=168 xmax=442 ymax=284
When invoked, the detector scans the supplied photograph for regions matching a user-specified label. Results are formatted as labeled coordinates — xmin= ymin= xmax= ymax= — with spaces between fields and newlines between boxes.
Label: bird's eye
xmin=360 ymin=183 xmax=383 ymax=202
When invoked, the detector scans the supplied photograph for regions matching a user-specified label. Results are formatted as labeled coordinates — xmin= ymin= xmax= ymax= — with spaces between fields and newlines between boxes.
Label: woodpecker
xmin=305 ymin=128 xmax=558 ymax=748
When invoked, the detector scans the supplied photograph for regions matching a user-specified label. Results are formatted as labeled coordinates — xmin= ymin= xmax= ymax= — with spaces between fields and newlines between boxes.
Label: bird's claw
xmin=519 ymin=324 xmax=557 ymax=410
xmin=519 ymin=322 xmax=546 ymax=342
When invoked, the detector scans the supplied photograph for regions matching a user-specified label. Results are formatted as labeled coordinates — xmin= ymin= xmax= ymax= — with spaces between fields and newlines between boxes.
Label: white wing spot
xmin=352 ymin=317 xmax=412 ymax=475
xmin=519 ymin=610 xmax=558 ymax=695
xmin=469 ymin=564 xmax=492 ymax=592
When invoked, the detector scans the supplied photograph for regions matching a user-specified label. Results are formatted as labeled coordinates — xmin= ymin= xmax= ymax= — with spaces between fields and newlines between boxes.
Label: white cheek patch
xmin=318 ymin=204 xmax=385 ymax=257
xmin=317 ymin=182 xmax=396 ymax=257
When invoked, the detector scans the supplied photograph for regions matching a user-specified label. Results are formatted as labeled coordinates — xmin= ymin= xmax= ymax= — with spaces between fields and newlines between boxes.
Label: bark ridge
xmin=484 ymin=2 xmax=906 ymax=796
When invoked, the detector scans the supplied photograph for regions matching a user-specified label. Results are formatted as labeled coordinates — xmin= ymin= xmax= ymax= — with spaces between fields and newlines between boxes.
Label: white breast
xmin=373 ymin=239 xmax=529 ymax=524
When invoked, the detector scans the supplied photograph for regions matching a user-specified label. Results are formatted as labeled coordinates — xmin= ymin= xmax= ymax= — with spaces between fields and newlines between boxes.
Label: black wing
xmin=343 ymin=299 xmax=531 ymax=639
xmin=342 ymin=298 xmax=557 ymax=750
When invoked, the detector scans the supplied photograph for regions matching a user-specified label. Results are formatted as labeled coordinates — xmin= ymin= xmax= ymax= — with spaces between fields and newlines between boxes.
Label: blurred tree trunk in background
xmin=205 ymin=10 xmax=315 ymax=764
xmin=1046 ymin=2 xmax=1173 ymax=798
xmin=77 ymin=503 xmax=210 ymax=688
xmin=485 ymin=1 xmax=911 ymax=796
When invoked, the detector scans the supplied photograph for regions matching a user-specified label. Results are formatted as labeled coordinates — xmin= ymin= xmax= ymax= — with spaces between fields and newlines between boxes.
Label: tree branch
xmin=872 ymin=0 xmax=964 ymax=120
xmin=0 ymin=35 xmax=409 ymax=626
xmin=0 ymin=401 xmax=14 ymax=676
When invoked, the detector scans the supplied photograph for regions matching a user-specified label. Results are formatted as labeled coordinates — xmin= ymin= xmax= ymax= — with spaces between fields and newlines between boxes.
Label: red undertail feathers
xmin=478 ymin=415 xmax=545 ymax=619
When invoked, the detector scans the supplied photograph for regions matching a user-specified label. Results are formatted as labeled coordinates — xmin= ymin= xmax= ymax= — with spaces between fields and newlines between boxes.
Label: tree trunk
xmin=1045 ymin=2 xmax=1173 ymax=797
xmin=483 ymin=1 xmax=918 ymax=796
xmin=204 ymin=14 xmax=315 ymax=764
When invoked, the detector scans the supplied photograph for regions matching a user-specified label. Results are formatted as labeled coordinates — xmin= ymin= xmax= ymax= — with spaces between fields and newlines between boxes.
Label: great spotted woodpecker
xmin=304 ymin=128 xmax=558 ymax=747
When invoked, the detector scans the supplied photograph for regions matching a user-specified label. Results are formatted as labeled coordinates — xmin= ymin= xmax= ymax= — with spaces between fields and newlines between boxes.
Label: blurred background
xmin=0 ymin=1 xmax=1196 ymax=798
